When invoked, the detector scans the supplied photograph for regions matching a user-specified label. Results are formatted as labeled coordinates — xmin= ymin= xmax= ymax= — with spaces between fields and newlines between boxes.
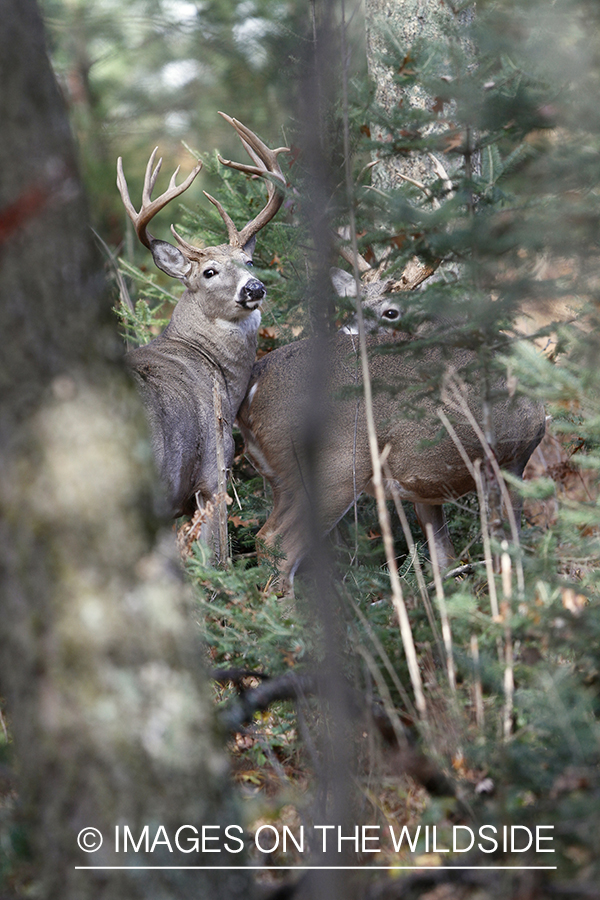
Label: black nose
xmin=241 ymin=278 xmax=266 ymax=304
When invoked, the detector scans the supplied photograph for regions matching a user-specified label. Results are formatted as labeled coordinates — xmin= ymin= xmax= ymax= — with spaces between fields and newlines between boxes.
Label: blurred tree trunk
xmin=0 ymin=2 xmax=253 ymax=899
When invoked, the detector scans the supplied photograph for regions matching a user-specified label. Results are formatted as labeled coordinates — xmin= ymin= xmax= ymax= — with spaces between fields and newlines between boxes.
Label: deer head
xmin=117 ymin=112 xmax=289 ymax=331
xmin=331 ymin=267 xmax=404 ymax=333
xmin=332 ymin=235 xmax=439 ymax=334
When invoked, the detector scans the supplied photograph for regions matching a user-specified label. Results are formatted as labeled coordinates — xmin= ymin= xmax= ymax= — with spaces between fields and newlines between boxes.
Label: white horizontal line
xmin=75 ymin=866 xmax=558 ymax=871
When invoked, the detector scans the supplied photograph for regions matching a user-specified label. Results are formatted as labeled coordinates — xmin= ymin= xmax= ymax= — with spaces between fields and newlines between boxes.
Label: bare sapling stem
xmin=384 ymin=466 xmax=444 ymax=658
xmin=437 ymin=408 xmax=476 ymax=480
xmin=340 ymin=0 xmax=426 ymax=723
xmin=345 ymin=587 xmax=416 ymax=720
xmin=501 ymin=542 xmax=514 ymax=740
xmin=356 ymin=642 xmax=411 ymax=750
xmin=480 ymin=365 xmax=505 ymax=570
xmin=441 ymin=375 xmax=525 ymax=596
xmin=473 ymin=459 xmax=500 ymax=621
xmin=425 ymin=522 xmax=456 ymax=694
xmin=438 ymin=407 xmax=500 ymax=617
xmin=470 ymin=635 xmax=485 ymax=729
xmin=213 ymin=376 xmax=229 ymax=566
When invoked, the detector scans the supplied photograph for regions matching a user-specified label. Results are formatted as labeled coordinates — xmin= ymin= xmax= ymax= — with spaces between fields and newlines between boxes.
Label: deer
xmin=238 ymin=250 xmax=546 ymax=593
xmin=116 ymin=113 xmax=288 ymax=549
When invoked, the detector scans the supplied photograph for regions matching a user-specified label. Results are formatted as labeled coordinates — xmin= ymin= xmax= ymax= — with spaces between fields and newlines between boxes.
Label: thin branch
xmin=470 ymin=635 xmax=485 ymax=729
xmin=383 ymin=464 xmax=444 ymax=657
xmin=212 ymin=376 xmax=229 ymax=566
xmin=501 ymin=542 xmax=514 ymax=740
xmin=441 ymin=373 xmax=525 ymax=595
xmin=425 ymin=522 xmax=456 ymax=694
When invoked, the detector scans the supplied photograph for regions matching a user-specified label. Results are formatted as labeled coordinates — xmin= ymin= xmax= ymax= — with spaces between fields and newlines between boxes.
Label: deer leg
xmin=255 ymin=486 xmax=307 ymax=595
xmin=257 ymin=475 xmax=365 ymax=595
xmin=414 ymin=503 xmax=456 ymax=571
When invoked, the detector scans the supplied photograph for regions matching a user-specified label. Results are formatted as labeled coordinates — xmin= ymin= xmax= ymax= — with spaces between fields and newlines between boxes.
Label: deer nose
xmin=240 ymin=278 xmax=266 ymax=308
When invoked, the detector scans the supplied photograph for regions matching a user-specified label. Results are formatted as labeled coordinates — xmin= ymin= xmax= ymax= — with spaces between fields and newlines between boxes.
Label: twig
xmin=212 ymin=375 xmax=229 ymax=566
xmin=344 ymin=588 xmax=416 ymax=720
xmin=355 ymin=643 xmax=410 ymax=749
xmin=473 ymin=459 xmax=500 ymax=621
xmin=441 ymin=373 xmax=525 ymax=596
xmin=437 ymin=407 xmax=500 ymax=619
xmin=383 ymin=463 xmax=444 ymax=657
xmin=470 ymin=635 xmax=485 ymax=729
xmin=425 ymin=522 xmax=456 ymax=693
xmin=92 ymin=227 xmax=134 ymax=314
xmin=501 ymin=542 xmax=514 ymax=740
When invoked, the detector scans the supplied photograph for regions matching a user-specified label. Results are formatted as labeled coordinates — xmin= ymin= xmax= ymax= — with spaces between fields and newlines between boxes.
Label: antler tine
xmin=218 ymin=112 xmax=288 ymax=181
xmin=334 ymin=228 xmax=373 ymax=276
xmin=116 ymin=149 xmax=203 ymax=250
xmin=389 ymin=257 xmax=440 ymax=291
xmin=142 ymin=148 xmax=162 ymax=207
xmin=213 ymin=111 xmax=289 ymax=248
xmin=202 ymin=191 xmax=240 ymax=246
xmin=116 ymin=156 xmax=139 ymax=228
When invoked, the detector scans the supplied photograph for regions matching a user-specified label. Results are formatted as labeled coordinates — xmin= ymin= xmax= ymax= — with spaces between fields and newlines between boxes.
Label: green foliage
xmin=188 ymin=544 xmax=313 ymax=674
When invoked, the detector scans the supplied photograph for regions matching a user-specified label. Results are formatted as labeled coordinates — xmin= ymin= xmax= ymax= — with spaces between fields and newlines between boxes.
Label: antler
xmin=117 ymin=148 xmax=203 ymax=250
xmin=335 ymin=227 xmax=439 ymax=291
xmin=202 ymin=112 xmax=289 ymax=250
xmin=335 ymin=229 xmax=373 ymax=276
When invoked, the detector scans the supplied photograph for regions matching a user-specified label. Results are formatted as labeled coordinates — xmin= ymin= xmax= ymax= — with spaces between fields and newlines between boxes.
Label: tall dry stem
xmin=212 ymin=375 xmax=229 ymax=565
xmin=501 ymin=542 xmax=514 ymax=739
xmin=340 ymin=0 xmax=426 ymax=723
xmin=425 ymin=522 xmax=456 ymax=694
xmin=470 ymin=635 xmax=485 ymax=729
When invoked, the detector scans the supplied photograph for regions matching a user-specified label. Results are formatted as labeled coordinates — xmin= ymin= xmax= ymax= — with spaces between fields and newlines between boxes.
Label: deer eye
xmin=203 ymin=267 xmax=218 ymax=279
xmin=246 ymin=260 xmax=254 ymax=267
xmin=382 ymin=308 xmax=400 ymax=320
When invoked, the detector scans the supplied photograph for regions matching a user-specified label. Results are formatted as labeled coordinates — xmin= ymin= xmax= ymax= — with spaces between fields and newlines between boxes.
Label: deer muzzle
xmin=239 ymin=277 xmax=266 ymax=310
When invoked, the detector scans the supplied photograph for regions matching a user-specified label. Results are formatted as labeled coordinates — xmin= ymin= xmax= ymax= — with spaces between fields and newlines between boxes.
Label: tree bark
xmin=364 ymin=0 xmax=474 ymax=191
xmin=0 ymin=2 xmax=252 ymax=898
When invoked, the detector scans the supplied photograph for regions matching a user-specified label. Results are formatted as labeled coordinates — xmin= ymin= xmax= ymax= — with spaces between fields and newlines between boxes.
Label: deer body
xmin=238 ymin=333 xmax=546 ymax=588
xmin=128 ymin=245 xmax=263 ymax=516
xmin=117 ymin=114 xmax=287 ymax=529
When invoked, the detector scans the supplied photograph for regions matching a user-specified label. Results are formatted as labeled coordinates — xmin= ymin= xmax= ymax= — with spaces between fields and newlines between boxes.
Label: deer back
xmin=239 ymin=332 xmax=545 ymax=531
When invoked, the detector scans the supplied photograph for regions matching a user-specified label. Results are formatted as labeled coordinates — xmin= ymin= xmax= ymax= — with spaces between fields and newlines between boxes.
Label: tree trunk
xmin=0 ymin=2 xmax=252 ymax=898
xmin=364 ymin=0 xmax=474 ymax=191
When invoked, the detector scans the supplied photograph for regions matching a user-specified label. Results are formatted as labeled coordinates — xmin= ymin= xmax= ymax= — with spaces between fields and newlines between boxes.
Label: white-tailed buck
xmin=117 ymin=113 xmax=288 ymax=533
xmin=238 ymin=254 xmax=545 ymax=591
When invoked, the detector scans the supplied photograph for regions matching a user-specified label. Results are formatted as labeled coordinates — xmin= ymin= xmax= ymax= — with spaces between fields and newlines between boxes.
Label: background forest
xmin=2 ymin=0 xmax=600 ymax=898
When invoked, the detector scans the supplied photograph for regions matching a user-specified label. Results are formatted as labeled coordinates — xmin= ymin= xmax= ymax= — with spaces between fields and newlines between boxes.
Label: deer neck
xmin=164 ymin=302 xmax=261 ymax=413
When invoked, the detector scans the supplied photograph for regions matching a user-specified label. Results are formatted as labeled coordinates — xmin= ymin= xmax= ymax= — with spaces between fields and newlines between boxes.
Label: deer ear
xmin=330 ymin=267 xmax=358 ymax=297
xmin=150 ymin=240 xmax=192 ymax=280
xmin=242 ymin=234 xmax=256 ymax=258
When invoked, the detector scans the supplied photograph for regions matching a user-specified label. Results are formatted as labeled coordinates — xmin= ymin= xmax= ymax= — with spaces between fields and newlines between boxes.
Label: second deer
xmin=117 ymin=113 xmax=287 ymax=547
xmin=238 ymin=256 xmax=546 ymax=592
